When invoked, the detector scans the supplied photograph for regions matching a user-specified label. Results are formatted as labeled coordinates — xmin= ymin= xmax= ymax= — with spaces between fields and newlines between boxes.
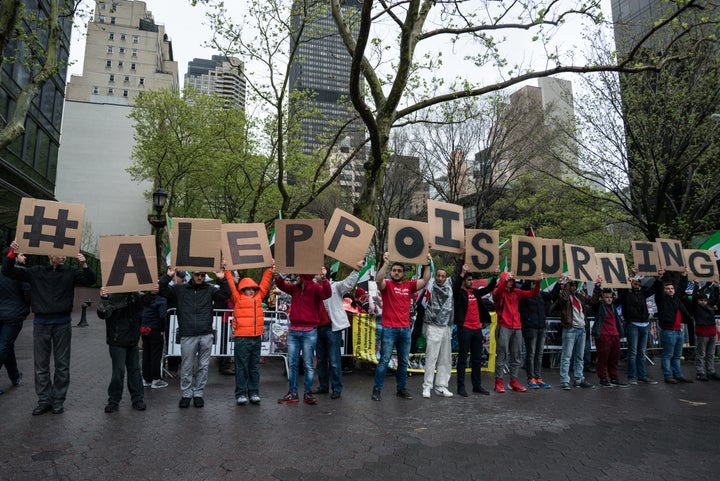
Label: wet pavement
xmin=1 ymin=311 xmax=718 ymax=481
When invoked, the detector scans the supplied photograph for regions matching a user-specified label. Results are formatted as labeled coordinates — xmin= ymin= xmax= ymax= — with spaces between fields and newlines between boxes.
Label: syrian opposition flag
xmin=165 ymin=215 xmax=173 ymax=268
xmin=698 ymin=230 xmax=720 ymax=265
xmin=357 ymin=255 xmax=375 ymax=284
xmin=268 ymin=210 xmax=282 ymax=256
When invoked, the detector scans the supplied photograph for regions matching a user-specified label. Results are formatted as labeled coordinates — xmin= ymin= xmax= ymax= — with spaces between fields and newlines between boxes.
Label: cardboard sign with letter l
xmin=170 ymin=218 xmax=221 ymax=271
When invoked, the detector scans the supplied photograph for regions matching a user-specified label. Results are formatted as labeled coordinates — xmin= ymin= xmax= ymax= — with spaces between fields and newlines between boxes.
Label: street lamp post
xmin=147 ymin=188 xmax=168 ymax=276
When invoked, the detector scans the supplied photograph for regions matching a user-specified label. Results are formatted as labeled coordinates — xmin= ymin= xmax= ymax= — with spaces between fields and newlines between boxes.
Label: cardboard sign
xmin=595 ymin=253 xmax=629 ymax=289
xmin=170 ymin=218 xmax=221 ymax=271
xmin=540 ymin=239 xmax=564 ymax=277
xmin=324 ymin=208 xmax=375 ymax=267
xmin=511 ymin=235 xmax=541 ymax=279
xmin=465 ymin=229 xmax=499 ymax=272
xmin=388 ymin=218 xmax=429 ymax=264
xmin=684 ymin=249 xmax=718 ymax=282
xmin=100 ymin=235 xmax=156 ymax=293
xmin=427 ymin=200 xmax=464 ymax=254
xmin=275 ymin=219 xmax=325 ymax=274
xmin=632 ymin=241 xmax=660 ymax=276
xmin=565 ymin=243 xmax=597 ymax=283
xmin=15 ymin=198 xmax=85 ymax=256
xmin=656 ymin=238 xmax=685 ymax=272
xmin=221 ymin=223 xmax=272 ymax=269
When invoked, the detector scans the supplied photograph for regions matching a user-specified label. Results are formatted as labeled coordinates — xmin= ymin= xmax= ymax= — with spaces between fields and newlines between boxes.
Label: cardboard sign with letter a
xmin=170 ymin=218 xmax=221 ymax=271
xmin=632 ymin=241 xmax=660 ymax=276
xmin=565 ymin=243 xmax=597 ymax=284
xmin=465 ymin=229 xmax=499 ymax=273
xmin=427 ymin=200 xmax=464 ymax=254
xmin=16 ymin=198 xmax=85 ymax=256
xmin=275 ymin=219 xmax=325 ymax=274
xmin=221 ymin=223 xmax=272 ymax=270
xmin=324 ymin=209 xmax=375 ymax=268
xmin=595 ymin=253 xmax=629 ymax=289
xmin=684 ymin=249 xmax=718 ymax=282
xmin=511 ymin=235 xmax=541 ymax=279
xmin=100 ymin=235 xmax=156 ymax=293
xmin=388 ymin=218 xmax=429 ymax=265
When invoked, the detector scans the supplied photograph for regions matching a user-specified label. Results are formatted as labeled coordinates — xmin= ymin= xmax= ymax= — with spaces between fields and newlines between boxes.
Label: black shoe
xmin=104 ymin=403 xmax=119 ymax=413
xmin=396 ymin=388 xmax=413 ymax=400
xmin=11 ymin=370 xmax=22 ymax=387
xmin=472 ymin=386 xmax=490 ymax=395
xmin=51 ymin=405 xmax=64 ymax=414
xmin=32 ymin=404 xmax=52 ymax=416
xmin=457 ymin=386 xmax=468 ymax=397
xmin=371 ymin=388 xmax=381 ymax=401
xmin=599 ymin=378 xmax=613 ymax=388
xmin=696 ymin=374 xmax=708 ymax=382
xmin=132 ymin=401 xmax=147 ymax=411
xmin=610 ymin=379 xmax=629 ymax=388
xmin=330 ymin=391 xmax=341 ymax=399
xmin=708 ymin=373 xmax=720 ymax=381
xmin=179 ymin=397 xmax=192 ymax=408
xmin=193 ymin=397 xmax=204 ymax=407
xmin=313 ymin=388 xmax=329 ymax=395
xmin=675 ymin=377 xmax=694 ymax=383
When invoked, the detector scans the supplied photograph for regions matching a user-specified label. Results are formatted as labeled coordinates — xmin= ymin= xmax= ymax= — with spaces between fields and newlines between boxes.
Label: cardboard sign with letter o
xmin=388 ymin=218 xmax=429 ymax=265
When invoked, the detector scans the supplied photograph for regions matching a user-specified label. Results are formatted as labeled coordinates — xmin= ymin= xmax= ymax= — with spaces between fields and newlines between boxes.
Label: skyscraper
xmin=185 ymin=55 xmax=246 ymax=108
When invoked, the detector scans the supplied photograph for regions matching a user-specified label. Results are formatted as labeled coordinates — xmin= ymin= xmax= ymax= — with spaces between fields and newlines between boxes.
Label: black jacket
xmin=591 ymin=302 xmax=625 ymax=338
xmin=692 ymin=284 xmax=716 ymax=327
xmin=98 ymin=292 xmax=147 ymax=347
xmin=2 ymin=255 xmax=95 ymax=317
xmin=653 ymin=275 xmax=692 ymax=330
xmin=617 ymin=282 xmax=654 ymax=323
xmin=452 ymin=264 xmax=497 ymax=329
xmin=158 ymin=274 xmax=229 ymax=337
xmin=519 ymin=282 xmax=560 ymax=330
xmin=0 ymin=271 xmax=30 ymax=321
xmin=141 ymin=294 xmax=167 ymax=330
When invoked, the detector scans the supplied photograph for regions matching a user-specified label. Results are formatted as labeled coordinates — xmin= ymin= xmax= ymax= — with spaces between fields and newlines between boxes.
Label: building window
xmin=109 ymin=74 xmax=115 ymax=82
xmin=139 ymin=77 xmax=145 ymax=86
xmin=118 ymin=61 xmax=124 ymax=68
xmin=108 ymin=88 xmax=114 ymax=95
xmin=105 ymin=60 xmax=112 ymax=68
xmin=130 ymin=63 xmax=136 ymax=71
xmin=132 ymin=35 xmax=139 ymax=44
xmin=119 ymin=47 xmax=125 ymax=54
xmin=131 ymin=49 xmax=137 ymax=57
xmin=108 ymin=32 xmax=114 ymax=40
xmin=120 ymin=33 xmax=126 ymax=41
xmin=110 ymin=17 xmax=116 ymax=24
xmin=100 ymin=2 xmax=106 ymax=10
xmin=112 ymin=2 xmax=118 ymax=9
xmin=123 ymin=90 xmax=129 ymax=98
xmin=106 ymin=46 xmax=113 ymax=53
xmin=99 ymin=15 xmax=105 ymax=23
xmin=92 ymin=86 xmax=99 ymax=94
xmin=124 ymin=75 xmax=130 ymax=83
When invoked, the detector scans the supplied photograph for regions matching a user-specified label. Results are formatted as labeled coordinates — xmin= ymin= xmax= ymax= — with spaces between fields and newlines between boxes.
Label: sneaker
xmin=193 ymin=397 xmax=204 ymax=408
xmin=610 ymin=379 xmax=629 ymax=388
xmin=664 ymin=377 xmax=678 ymax=384
xmin=494 ymin=377 xmax=505 ymax=393
xmin=371 ymin=388 xmax=382 ymax=401
xmin=457 ymin=386 xmax=468 ymax=397
xmin=132 ymin=400 xmax=147 ymax=411
xmin=560 ymin=382 xmax=571 ymax=391
xmin=179 ymin=397 xmax=192 ymax=408
xmin=330 ymin=391 xmax=341 ymax=399
xmin=303 ymin=391 xmax=318 ymax=405
xmin=236 ymin=395 xmax=249 ymax=405
xmin=527 ymin=378 xmax=539 ymax=389
xmin=509 ymin=378 xmax=527 ymax=392
xmin=472 ymin=386 xmax=490 ymax=395
xmin=696 ymin=374 xmax=708 ymax=382
xmin=396 ymin=388 xmax=413 ymax=400
xmin=599 ymin=378 xmax=613 ymax=388
xmin=535 ymin=378 xmax=551 ymax=389
xmin=628 ymin=378 xmax=638 ymax=385
xmin=151 ymin=379 xmax=168 ymax=389
xmin=278 ymin=391 xmax=299 ymax=404
xmin=575 ymin=379 xmax=594 ymax=389
xmin=638 ymin=378 xmax=658 ymax=385
xmin=104 ymin=403 xmax=119 ymax=413
xmin=313 ymin=388 xmax=329 ymax=394
xmin=143 ymin=380 xmax=152 ymax=387
xmin=422 ymin=387 xmax=431 ymax=399
xmin=249 ymin=394 xmax=261 ymax=404
xmin=434 ymin=387 xmax=453 ymax=397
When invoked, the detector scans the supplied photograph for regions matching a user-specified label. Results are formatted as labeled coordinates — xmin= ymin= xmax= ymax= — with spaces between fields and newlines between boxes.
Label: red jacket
xmin=274 ymin=274 xmax=332 ymax=329
xmin=493 ymin=272 xmax=540 ymax=329
xmin=225 ymin=269 xmax=273 ymax=337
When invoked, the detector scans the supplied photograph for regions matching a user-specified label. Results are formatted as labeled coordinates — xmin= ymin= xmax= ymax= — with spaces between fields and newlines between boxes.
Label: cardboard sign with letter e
xmin=324 ymin=209 xmax=375 ymax=267
xmin=16 ymin=198 xmax=85 ymax=256
xmin=100 ymin=236 xmax=157 ymax=293
xmin=170 ymin=218 xmax=221 ymax=271
xmin=427 ymin=200 xmax=464 ymax=254
xmin=684 ymin=249 xmax=718 ymax=282
xmin=275 ymin=219 xmax=325 ymax=274
xmin=388 ymin=218 xmax=429 ymax=264
xmin=221 ymin=223 xmax=272 ymax=270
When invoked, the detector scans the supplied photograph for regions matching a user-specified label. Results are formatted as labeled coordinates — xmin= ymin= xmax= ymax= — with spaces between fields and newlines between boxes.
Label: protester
xmin=691 ymin=282 xmax=719 ymax=381
xmin=371 ymin=249 xmax=431 ymax=401
xmin=453 ymin=261 xmax=498 ymax=396
xmin=2 ymin=241 xmax=96 ymax=415
xmin=274 ymin=267 xmax=331 ymax=405
xmin=591 ymin=288 xmax=628 ymax=388
xmin=225 ymin=261 xmax=274 ymax=405
xmin=140 ymin=284 xmax=168 ymax=389
xmin=421 ymin=265 xmax=456 ymax=399
xmin=0 ymin=247 xmax=30 ymax=395
xmin=617 ymin=267 xmax=657 ymax=385
xmin=655 ymin=268 xmax=694 ymax=384
xmin=159 ymin=266 xmax=229 ymax=408
xmin=519 ymin=279 xmax=559 ymax=389
xmin=97 ymin=286 xmax=148 ymax=412
xmin=164 ymin=270 xmax=187 ymax=376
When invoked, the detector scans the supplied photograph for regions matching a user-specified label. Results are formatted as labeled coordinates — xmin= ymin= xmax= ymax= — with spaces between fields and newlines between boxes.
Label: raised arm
xmin=415 ymin=248 xmax=433 ymax=291
xmin=375 ymin=252 xmax=390 ymax=291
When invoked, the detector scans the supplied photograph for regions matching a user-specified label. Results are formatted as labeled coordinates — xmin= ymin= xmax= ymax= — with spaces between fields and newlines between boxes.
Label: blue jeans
xmin=315 ymin=325 xmax=343 ymax=393
xmin=107 ymin=344 xmax=143 ymax=405
xmin=0 ymin=319 xmax=24 ymax=383
xmin=287 ymin=328 xmax=317 ymax=394
xmin=660 ymin=329 xmax=684 ymax=378
xmin=373 ymin=327 xmax=411 ymax=390
xmin=626 ymin=322 xmax=649 ymax=380
xmin=560 ymin=327 xmax=585 ymax=384
xmin=234 ymin=336 xmax=261 ymax=398
xmin=33 ymin=322 xmax=72 ymax=407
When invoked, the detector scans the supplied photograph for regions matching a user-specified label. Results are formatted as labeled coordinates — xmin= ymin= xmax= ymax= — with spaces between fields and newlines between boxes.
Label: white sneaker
xmin=237 ymin=395 xmax=249 ymax=405
xmin=434 ymin=387 xmax=454 ymax=397
xmin=143 ymin=380 xmax=152 ymax=387
xmin=151 ymin=379 xmax=168 ymax=389
xmin=422 ymin=387 xmax=431 ymax=398
xmin=249 ymin=394 xmax=261 ymax=404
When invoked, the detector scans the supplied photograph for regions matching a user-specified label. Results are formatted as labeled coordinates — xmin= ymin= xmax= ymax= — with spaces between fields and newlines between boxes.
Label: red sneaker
xmin=494 ymin=377 xmax=505 ymax=393
xmin=509 ymin=377 xmax=527 ymax=392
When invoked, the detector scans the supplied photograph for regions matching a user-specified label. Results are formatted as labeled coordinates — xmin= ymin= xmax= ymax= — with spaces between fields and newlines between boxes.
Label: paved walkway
xmin=1 ymin=312 xmax=718 ymax=481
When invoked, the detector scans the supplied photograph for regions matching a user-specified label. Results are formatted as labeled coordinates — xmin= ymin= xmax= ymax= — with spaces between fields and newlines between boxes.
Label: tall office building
xmin=185 ymin=55 xmax=246 ymax=108
xmin=0 ymin=0 xmax=74 ymax=241
xmin=55 ymin=0 xmax=178 ymax=252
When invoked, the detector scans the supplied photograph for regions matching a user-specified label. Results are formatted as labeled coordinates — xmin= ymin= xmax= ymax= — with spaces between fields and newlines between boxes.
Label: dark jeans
xmin=316 ymin=325 xmax=343 ymax=393
xmin=522 ymin=327 xmax=546 ymax=379
xmin=33 ymin=322 xmax=71 ymax=407
xmin=234 ymin=336 xmax=261 ymax=398
xmin=457 ymin=326 xmax=484 ymax=390
xmin=142 ymin=329 xmax=164 ymax=382
xmin=108 ymin=344 xmax=144 ymax=405
xmin=0 ymin=319 xmax=24 ymax=383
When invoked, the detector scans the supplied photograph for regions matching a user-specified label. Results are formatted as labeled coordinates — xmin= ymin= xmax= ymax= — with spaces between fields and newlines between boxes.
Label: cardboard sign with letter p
xmin=275 ymin=219 xmax=325 ymax=274
xmin=324 ymin=209 xmax=375 ymax=267
xmin=16 ymin=198 xmax=85 ymax=256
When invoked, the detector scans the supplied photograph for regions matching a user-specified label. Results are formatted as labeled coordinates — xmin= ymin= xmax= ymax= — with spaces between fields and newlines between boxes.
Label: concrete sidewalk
xmin=0 ymin=312 xmax=717 ymax=481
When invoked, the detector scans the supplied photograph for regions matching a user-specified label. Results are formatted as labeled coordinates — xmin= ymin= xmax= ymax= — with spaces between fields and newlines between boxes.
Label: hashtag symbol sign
xmin=22 ymin=206 xmax=79 ymax=249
